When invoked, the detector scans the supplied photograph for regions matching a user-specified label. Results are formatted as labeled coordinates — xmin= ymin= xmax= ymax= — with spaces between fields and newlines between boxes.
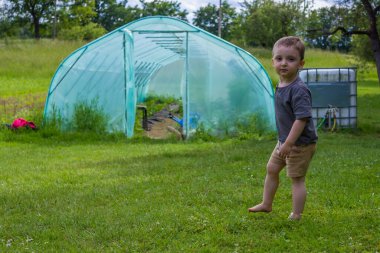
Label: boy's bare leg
xmin=248 ymin=163 xmax=283 ymax=212
xmin=289 ymin=176 xmax=306 ymax=220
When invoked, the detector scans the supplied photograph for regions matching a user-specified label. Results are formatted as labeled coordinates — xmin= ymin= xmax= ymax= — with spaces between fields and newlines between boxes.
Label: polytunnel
xmin=44 ymin=16 xmax=276 ymax=138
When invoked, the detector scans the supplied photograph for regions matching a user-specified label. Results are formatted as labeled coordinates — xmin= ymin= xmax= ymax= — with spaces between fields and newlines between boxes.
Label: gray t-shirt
xmin=275 ymin=76 xmax=318 ymax=145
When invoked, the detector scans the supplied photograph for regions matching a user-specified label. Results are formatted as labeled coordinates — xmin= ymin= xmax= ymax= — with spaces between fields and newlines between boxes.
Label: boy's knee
xmin=266 ymin=162 xmax=282 ymax=175
xmin=291 ymin=176 xmax=305 ymax=184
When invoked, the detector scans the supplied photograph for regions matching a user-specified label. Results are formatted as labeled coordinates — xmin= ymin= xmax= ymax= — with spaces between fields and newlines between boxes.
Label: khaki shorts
xmin=268 ymin=142 xmax=317 ymax=177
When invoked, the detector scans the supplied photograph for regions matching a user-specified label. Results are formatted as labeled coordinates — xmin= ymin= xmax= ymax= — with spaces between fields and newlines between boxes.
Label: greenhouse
xmin=44 ymin=16 xmax=275 ymax=138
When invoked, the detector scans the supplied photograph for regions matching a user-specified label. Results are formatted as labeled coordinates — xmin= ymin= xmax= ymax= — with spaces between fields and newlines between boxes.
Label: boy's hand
xmin=278 ymin=119 xmax=307 ymax=159
xmin=278 ymin=142 xmax=292 ymax=159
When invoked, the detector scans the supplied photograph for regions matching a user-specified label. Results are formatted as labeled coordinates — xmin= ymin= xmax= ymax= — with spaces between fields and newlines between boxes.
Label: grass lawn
xmin=0 ymin=134 xmax=379 ymax=251
xmin=0 ymin=39 xmax=379 ymax=252
xmin=0 ymin=39 xmax=83 ymax=97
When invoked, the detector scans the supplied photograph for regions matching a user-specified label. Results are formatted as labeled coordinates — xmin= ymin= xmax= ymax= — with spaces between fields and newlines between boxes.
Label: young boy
xmin=248 ymin=36 xmax=318 ymax=220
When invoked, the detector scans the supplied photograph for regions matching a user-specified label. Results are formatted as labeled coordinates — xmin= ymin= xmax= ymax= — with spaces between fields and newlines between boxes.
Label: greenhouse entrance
xmin=132 ymin=30 xmax=191 ymax=139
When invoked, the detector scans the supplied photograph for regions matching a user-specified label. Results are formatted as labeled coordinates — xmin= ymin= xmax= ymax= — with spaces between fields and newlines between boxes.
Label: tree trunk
xmin=33 ymin=17 xmax=40 ymax=39
xmin=369 ymin=34 xmax=380 ymax=84
xmin=362 ymin=0 xmax=380 ymax=84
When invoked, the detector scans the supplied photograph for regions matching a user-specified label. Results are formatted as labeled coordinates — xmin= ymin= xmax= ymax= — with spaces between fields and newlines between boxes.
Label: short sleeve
xmin=292 ymin=86 xmax=312 ymax=120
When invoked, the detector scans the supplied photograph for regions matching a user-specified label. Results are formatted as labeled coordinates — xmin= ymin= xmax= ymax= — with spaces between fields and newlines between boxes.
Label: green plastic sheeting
xmin=44 ymin=16 xmax=275 ymax=138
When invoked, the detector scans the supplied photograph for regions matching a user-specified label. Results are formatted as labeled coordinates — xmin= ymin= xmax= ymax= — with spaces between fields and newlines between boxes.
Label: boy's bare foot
xmin=288 ymin=212 xmax=302 ymax=221
xmin=248 ymin=203 xmax=272 ymax=213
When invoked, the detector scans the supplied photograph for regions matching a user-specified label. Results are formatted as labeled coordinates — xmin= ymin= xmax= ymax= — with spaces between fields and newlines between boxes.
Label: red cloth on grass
xmin=11 ymin=118 xmax=37 ymax=129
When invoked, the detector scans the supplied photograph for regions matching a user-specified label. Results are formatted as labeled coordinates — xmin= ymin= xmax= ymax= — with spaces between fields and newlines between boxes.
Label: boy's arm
xmin=278 ymin=119 xmax=307 ymax=158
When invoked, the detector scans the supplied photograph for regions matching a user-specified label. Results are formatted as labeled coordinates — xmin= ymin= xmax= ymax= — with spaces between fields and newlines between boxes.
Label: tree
xmin=95 ymin=0 xmax=188 ymax=32
xmin=58 ymin=0 xmax=106 ymax=40
xmin=192 ymin=0 xmax=237 ymax=40
xmin=8 ymin=0 xmax=55 ymax=39
xmin=305 ymin=6 xmax=352 ymax=51
xmin=238 ymin=0 xmax=304 ymax=47
xmin=66 ymin=0 xmax=97 ymax=26
xmin=308 ymin=0 xmax=380 ymax=83
xmin=0 ymin=1 xmax=21 ymax=37
xmin=94 ymin=0 xmax=141 ymax=31
xmin=193 ymin=3 xmax=218 ymax=35
xmin=139 ymin=0 xmax=188 ymax=21
xmin=54 ymin=0 xmax=87 ymax=30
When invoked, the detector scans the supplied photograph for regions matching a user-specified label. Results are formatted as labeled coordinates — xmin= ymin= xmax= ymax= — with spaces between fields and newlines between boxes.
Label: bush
xmin=58 ymin=23 xmax=106 ymax=41
xmin=71 ymin=99 xmax=109 ymax=134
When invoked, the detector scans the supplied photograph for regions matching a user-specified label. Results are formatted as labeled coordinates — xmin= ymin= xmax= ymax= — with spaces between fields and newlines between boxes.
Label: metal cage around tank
xmin=299 ymin=67 xmax=357 ymax=129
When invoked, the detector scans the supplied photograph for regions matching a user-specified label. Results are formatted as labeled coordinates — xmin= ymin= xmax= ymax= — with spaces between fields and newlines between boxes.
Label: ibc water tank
xmin=299 ymin=68 xmax=357 ymax=129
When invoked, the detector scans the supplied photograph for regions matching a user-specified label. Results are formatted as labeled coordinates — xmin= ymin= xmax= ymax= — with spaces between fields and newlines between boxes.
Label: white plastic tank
xmin=299 ymin=68 xmax=356 ymax=82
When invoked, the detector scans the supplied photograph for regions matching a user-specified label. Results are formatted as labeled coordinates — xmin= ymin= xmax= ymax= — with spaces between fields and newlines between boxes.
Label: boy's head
xmin=273 ymin=36 xmax=305 ymax=60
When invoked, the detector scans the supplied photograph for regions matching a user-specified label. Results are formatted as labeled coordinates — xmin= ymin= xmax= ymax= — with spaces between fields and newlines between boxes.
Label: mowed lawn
xmin=0 ymin=40 xmax=379 ymax=252
xmin=0 ymin=133 xmax=379 ymax=251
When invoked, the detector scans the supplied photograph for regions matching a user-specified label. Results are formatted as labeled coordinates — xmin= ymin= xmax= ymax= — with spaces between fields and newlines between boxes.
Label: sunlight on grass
xmin=0 ymin=136 xmax=379 ymax=251
xmin=0 ymin=39 xmax=84 ymax=96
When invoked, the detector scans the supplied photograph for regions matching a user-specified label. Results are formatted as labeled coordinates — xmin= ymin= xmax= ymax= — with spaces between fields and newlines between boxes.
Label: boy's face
xmin=272 ymin=45 xmax=305 ymax=84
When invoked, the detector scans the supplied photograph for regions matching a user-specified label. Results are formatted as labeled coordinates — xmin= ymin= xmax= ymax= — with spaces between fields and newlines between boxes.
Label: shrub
xmin=71 ymin=99 xmax=109 ymax=134
xmin=58 ymin=23 xmax=106 ymax=41
xmin=41 ymin=104 xmax=65 ymax=138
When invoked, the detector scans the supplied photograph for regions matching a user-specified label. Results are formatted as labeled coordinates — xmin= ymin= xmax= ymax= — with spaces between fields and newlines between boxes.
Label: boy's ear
xmin=299 ymin=59 xmax=305 ymax=69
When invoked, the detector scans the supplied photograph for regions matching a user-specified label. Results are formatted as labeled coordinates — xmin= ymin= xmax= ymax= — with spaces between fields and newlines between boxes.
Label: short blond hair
xmin=273 ymin=36 xmax=305 ymax=60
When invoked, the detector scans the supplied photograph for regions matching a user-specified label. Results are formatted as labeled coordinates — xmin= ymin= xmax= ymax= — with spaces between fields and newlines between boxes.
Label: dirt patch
xmin=145 ymin=117 xmax=183 ymax=140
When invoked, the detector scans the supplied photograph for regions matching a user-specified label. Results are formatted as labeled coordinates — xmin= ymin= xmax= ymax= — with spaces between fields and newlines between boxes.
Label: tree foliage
xmin=7 ymin=0 xmax=55 ymax=38
xmin=139 ymin=0 xmax=187 ymax=21
xmin=305 ymin=6 xmax=352 ymax=51
xmin=0 ymin=0 xmax=380 ymax=82
xmin=94 ymin=0 xmax=140 ymax=31
xmin=232 ymin=0 xmax=305 ymax=47
xmin=192 ymin=0 xmax=237 ymax=40
xmin=55 ymin=0 xmax=107 ymax=40
xmin=0 ymin=0 xmax=188 ymax=40
xmin=305 ymin=0 xmax=380 ymax=83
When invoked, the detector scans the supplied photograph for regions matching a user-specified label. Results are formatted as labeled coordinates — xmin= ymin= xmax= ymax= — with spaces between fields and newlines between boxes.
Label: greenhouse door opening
xmin=133 ymin=31 xmax=189 ymax=139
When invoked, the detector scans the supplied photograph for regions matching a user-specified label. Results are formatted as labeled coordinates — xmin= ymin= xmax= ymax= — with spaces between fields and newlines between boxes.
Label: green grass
xmin=357 ymin=79 xmax=380 ymax=134
xmin=0 ymin=39 xmax=84 ymax=97
xmin=0 ymin=135 xmax=379 ymax=251
xmin=0 ymin=39 xmax=379 ymax=251
xmin=0 ymin=39 xmax=85 ymax=123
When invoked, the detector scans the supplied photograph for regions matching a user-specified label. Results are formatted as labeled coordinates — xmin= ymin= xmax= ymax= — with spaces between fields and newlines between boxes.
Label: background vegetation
xmin=0 ymin=39 xmax=369 ymax=131
xmin=0 ymin=1 xmax=377 ymax=60
xmin=3 ymin=0 xmax=380 ymax=83
xmin=0 ymin=38 xmax=379 ymax=251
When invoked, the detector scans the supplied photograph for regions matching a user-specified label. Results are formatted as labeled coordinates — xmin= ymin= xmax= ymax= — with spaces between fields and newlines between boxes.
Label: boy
xmin=248 ymin=36 xmax=318 ymax=220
